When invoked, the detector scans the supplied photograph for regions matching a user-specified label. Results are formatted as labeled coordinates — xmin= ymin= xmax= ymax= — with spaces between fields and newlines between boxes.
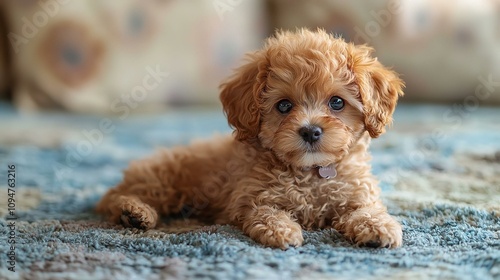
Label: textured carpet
xmin=0 ymin=103 xmax=499 ymax=279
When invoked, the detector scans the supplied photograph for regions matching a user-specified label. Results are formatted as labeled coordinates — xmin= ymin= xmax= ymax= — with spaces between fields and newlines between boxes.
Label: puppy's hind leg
xmin=96 ymin=156 xmax=186 ymax=230
xmin=96 ymin=189 xmax=160 ymax=230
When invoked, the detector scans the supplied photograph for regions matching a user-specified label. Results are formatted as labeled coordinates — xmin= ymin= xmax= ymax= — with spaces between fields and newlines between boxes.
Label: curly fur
xmin=96 ymin=28 xmax=405 ymax=249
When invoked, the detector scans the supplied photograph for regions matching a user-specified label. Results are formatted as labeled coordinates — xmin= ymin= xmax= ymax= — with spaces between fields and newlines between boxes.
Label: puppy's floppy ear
xmin=220 ymin=51 xmax=268 ymax=141
xmin=347 ymin=44 xmax=405 ymax=138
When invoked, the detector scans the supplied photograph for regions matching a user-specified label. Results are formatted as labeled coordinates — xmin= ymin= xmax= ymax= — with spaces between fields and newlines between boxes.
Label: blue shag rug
xmin=0 ymin=102 xmax=499 ymax=279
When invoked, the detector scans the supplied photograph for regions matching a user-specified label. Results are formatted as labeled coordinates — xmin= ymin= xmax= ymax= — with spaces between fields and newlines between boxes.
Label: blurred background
xmin=0 ymin=0 xmax=499 ymax=114
xmin=0 ymin=2 xmax=499 ymax=278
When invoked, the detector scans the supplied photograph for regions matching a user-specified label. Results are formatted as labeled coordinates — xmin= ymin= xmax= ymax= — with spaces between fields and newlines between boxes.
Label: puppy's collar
xmin=317 ymin=165 xmax=337 ymax=179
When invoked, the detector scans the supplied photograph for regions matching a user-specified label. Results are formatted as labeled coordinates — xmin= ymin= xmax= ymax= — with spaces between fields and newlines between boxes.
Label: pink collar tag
xmin=318 ymin=165 xmax=337 ymax=179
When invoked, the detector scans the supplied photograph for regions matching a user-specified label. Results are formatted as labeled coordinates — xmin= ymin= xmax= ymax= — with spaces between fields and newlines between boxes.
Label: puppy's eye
xmin=328 ymin=96 xmax=344 ymax=111
xmin=276 ymin=99 xmax=293 ymax=114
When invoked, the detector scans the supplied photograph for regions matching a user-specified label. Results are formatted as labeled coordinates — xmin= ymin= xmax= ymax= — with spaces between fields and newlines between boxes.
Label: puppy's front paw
xmin=240 ymin=206 xmax=304 ymax=249
xmin=340 ymin=210 xmax=402 ymax=248
xmin=250 ymin=220 xmax=304 ymax=249
xmin=354 ymin=219 xmax=402 ymax=249
xmin=119 ymin=197 xmax=158 ymax=230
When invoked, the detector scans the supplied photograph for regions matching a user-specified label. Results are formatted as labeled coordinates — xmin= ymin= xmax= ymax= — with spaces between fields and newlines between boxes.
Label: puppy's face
xmin=221 ymin=29 xmax=404 ymax=169
xmin=258 ymin=67 xmax=365 ymax=168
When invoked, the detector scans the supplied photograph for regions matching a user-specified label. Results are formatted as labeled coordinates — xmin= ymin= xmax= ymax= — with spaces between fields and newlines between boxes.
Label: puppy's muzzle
xmin=299 ymin=125 xmax=323 ymax=144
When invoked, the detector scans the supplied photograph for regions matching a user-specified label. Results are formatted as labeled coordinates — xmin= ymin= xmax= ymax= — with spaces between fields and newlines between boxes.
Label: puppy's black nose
xmin=299 ymin=125 xmax=323 ymax=144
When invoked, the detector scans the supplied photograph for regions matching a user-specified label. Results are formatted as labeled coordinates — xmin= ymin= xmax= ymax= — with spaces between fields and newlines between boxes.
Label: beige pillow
xmin=270 ymin=0 xmax=500 ymax=104
xmin=4 ymin=0 xmax=266 ymax=113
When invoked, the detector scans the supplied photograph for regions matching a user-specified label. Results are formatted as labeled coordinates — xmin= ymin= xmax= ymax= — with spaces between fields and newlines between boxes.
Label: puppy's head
xmin=220 ymin=29 xmax=404 ymax=168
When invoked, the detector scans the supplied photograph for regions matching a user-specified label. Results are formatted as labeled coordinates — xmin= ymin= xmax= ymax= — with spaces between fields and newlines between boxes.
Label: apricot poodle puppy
xmin=96 ymin=28 xmax=404 ymax=249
